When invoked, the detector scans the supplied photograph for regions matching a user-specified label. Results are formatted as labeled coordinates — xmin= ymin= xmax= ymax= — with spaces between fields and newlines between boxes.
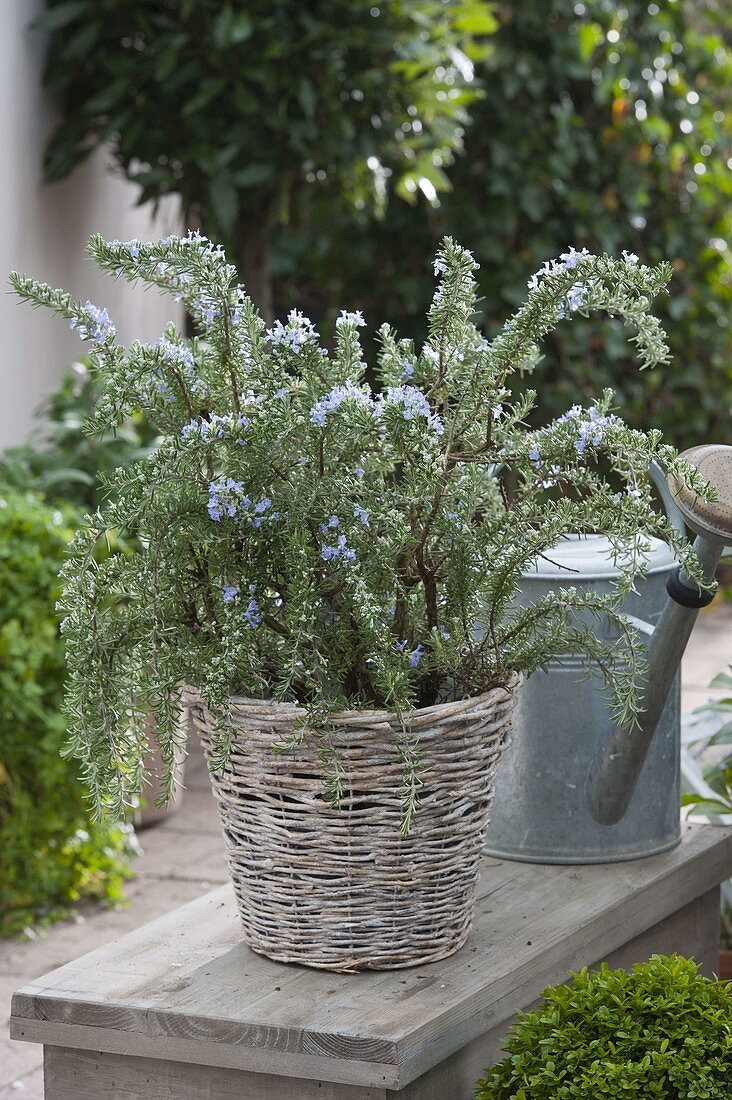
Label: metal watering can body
xmin=486 ymin=445 xmax=732 ymax=865
xmin=485 ymin=535 xmax=681 ymax=864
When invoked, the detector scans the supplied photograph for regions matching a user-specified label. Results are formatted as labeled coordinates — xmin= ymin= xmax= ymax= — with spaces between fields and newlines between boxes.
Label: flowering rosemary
xmin=10 ymin=233 xmax=711 ymax=825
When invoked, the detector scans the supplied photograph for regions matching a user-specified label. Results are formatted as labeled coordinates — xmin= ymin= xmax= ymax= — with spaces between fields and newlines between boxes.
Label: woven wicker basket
xmin=186 ymin=683 xmax=515 ymax=972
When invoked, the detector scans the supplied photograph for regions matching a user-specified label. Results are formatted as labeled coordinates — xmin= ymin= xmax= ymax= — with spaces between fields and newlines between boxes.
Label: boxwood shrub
xmin=476 ymin=954 xmax=732 ymax=1098
xmin=0 ymin=486 xmax=134 ymax=936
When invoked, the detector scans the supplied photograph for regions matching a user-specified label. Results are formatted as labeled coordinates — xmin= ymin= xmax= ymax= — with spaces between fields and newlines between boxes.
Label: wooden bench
xmin=10 ymin=822 xmax=732 ymax=1099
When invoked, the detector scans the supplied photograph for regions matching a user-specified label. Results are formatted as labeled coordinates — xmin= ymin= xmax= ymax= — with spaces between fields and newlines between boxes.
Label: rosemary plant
xmin=11 ymin=236 xmax=709 ymax=825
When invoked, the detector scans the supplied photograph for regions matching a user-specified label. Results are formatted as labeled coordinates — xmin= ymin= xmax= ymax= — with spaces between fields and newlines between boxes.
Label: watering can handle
xmin=648 ymin=460 xmax=687 ymax=538
xmin=587 ymin=445 xmax=732 ymax=827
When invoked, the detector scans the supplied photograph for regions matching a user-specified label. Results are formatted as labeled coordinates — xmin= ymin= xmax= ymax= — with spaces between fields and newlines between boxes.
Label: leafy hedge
xmin=476 ymin=954 xmax=732 ymax=1098
xmin=0 ymin=487 xmax=134 ymax=936
xmin=0 ymin=358 xmax=156 ymax=511
xmin=275 ymin=0 xmax=732 ymax=451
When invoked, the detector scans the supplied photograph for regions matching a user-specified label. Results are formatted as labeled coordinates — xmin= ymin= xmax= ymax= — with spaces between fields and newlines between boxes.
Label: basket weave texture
xmin=186 ymin=683 xmax=515 ymax=972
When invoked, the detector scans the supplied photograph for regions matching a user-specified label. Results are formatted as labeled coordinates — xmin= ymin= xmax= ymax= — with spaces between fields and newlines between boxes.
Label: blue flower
xmin=321 ymin=534 xmax=356 ymax=563
xmin=558 ymin=246 xmax=589 ymax=271
xmin=557 ymin=404 xmax=618 ymax=456
xmin=409 ymin=644 xmax=425 ymax=668
xmin=376 ymin=385 xmax=444 ymax=436
xmin=107 ymin=238 xmax=141 ymax=259
xmin=310 ymin=382 xmax=374 ymax=427
xmin=528 ymin=247 xmax=591 ymax=290
xmin=267 ymin=309 xmax=319 ymax=354
xmin=528 ymin=444 xmax=542 ymax=468
xmin=70 ymin=301 xmax=116 ymax=346
xmin=207 ymin=481 xmax=276 ymax=526
xmin=244 ymin=590 xmax=263 ymax=629
xmin=353 ymin=505 xmax=369 ymax=526
xmin=154 ymin=337 xmax=207 ymax=396
xmin=223 ymin=583 xmax=239 ymax=603
xmin=155 ymin=336 xmax=194 ymax=369
xmin=319 ymin=515 xmax=340 ymax=533
xmin=556 ymin=283 xmax=586 ymax=320
xmin=181 ymin=413 xmax=238 ymax=443
xmin=251 ymin=498 xmax=274 ymax=528
xmin=567 ymin=284 xmax=586 ymax=311
xmin=394 ymin=639 xmax=425 ymax=667
xmin=433 ymin=257 xmax=448 ymax=276
xmin=336 ymin=310 xmax=366 ymax=328
xmin=207 ymin=481 xmax=239 ymax=521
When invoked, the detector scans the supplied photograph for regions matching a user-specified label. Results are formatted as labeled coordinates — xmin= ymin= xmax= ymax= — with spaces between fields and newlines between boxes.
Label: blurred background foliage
xmin=0 ymin=360 xmax=157 ymax=511
xmin=36 ymin=0 xmax=732 ymax=448
xmin=273 ymin=0 xmax=732 ymax=449
xmin=36 ymin=0 xmax=495 ymax=319
xmin=0 ymin=364 xmax=151 ymax=934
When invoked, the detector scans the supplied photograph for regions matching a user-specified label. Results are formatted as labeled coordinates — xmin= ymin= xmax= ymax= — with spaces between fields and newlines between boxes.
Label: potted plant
xmin=475 ymin=954 xmax=732 ymax=1097
xmin=11 ymin=235 xmax=707 ymax=971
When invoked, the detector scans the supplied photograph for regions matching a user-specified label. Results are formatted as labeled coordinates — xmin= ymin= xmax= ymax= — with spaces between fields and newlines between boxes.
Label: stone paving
xmin=2 ymin=598 xmax=731 ymax=1098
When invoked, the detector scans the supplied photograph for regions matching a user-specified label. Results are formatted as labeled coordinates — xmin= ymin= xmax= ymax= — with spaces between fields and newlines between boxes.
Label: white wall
xmin=0 ymin=0 xmax=182 ymax=449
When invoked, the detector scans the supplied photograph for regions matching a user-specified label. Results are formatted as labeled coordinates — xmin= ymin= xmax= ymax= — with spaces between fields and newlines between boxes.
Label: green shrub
xmin=476 ymin=954 xmax=732 ymax=1099
xmin=0 ymin=486 xmax=134 ymax=936
xmin=0 ymin=357 xmax=157 ymax=512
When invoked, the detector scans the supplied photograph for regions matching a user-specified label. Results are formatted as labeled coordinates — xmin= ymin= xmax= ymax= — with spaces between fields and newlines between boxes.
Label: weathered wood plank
xmin=40 ymin=889 xmax=721 ymax=1100
xmin=396 ymin=827 xmax=731 ymax=1084
xmin=399 ymin=887 xmax=722 ymax=1099
xmin=11 ymin=1020 xmax=399 ymax=1090
xmin=43 ymin=1047 xmax=389 ymax=1100
xmin=10 ymin=823 xmax=732 ymax=1092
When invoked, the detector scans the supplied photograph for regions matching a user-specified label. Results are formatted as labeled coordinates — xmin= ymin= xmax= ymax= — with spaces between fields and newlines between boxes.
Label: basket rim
xmin=184 ymin=674 xmax=519 ymax=726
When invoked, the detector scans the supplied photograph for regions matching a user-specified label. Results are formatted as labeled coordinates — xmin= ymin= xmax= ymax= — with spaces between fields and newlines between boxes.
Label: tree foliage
xmin=275 ymin=0 xmax=732 ymax=450
xmin=476 ymin=954 xmax=732 ymax=1098
xmin=35 ymin=0 xmax=496 ymax=315
xmin=11 ymin=233 xmax=710 ymax=826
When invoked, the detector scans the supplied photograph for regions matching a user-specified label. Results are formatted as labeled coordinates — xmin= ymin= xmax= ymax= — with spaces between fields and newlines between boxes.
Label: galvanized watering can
xmin=485 ymin=445 xmax=732 ymax=864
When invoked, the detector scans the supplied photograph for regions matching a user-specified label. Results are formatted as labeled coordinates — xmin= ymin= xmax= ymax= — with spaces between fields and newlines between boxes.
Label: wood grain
xmin=40 ymin=890 xmax=722 ymax=1100
xmin=399 ymin=887 xmax=722 ymax=1099
xmin=43 ymin=1047 xmax=388 ymax=1100
xmin=10 ymin=823 xmax=732 ymax=1092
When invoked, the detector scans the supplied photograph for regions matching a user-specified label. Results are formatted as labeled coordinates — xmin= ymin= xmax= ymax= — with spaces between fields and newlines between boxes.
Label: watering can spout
xmin=586 ymin=445 xmax=732 ymax=828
